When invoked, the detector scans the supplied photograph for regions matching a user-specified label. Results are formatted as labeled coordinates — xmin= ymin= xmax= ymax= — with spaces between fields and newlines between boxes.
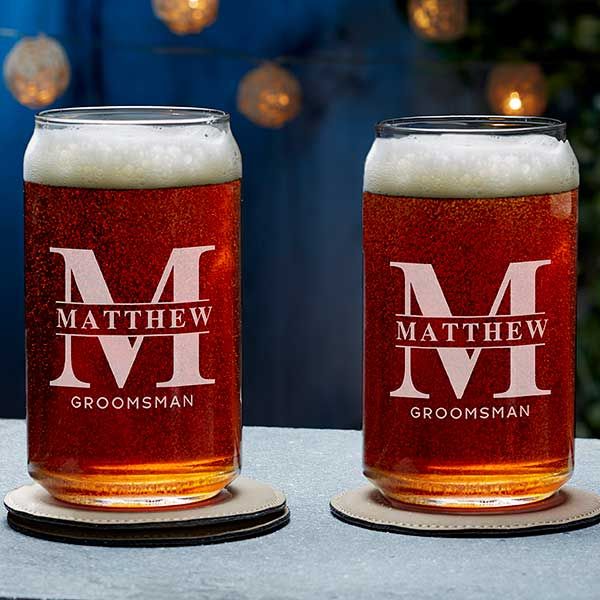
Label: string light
xmin=0 ymin=24 xmax=555 ymax=127
xmin=152 ymin=0 xmax=219 ymax=35
xmin=408 ymin=0 xmax=467 ymax=42
xmin=237 ymin=63 xmax=302 ymax=128
xmin=486 ymin=62 xmax=547 ymax=116
xmin=3 ymin=34 xmax=70 ymax=109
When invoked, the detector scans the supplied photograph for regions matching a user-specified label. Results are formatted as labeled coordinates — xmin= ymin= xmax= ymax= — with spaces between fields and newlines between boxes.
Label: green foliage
xmin=397 ymin=0 xmax=600 ymax=436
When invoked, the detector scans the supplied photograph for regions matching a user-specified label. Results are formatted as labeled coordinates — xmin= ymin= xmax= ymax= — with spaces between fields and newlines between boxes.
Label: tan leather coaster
xmin=4 ymin=477 xmax=289 ymax=546
xmin=330 ymin=485 xmax=600 ymax=537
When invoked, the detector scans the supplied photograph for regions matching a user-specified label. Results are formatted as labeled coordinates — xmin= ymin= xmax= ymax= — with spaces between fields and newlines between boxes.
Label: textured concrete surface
xmin=1 ymin=420 xmax=600 ymax=600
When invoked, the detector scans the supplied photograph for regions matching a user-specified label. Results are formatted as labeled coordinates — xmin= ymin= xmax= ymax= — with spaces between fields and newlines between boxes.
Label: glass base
xmin=386 ymin=491 xmax=558 ymax=512
xmin=29 ymin=463 xmax=238 ymax=509
xmin=365 ymin=466 xmax=571 ymax=511
xmin=51 ymin=489 xmax=223 ymax=509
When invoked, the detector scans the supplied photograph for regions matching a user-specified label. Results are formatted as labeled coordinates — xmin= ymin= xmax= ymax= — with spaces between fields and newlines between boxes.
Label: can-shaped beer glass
xmin=25 ymin=107 xmax=242 ymax=507
xmin=363 ymin=116 xmax=578 ymax=509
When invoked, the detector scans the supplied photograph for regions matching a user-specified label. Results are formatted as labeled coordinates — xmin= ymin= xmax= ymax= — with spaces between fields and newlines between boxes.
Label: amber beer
xmin=363 ymin=117 xmax=579 ymax=509
xmin=25 ymin=107 xmax=242 ymax=507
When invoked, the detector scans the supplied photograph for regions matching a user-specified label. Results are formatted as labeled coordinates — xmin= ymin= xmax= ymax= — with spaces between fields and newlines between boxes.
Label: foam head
xmin=24 ymin=108 xmax=242 ymax=189
xmin=364 ymin=133 xmax=579 ymax=198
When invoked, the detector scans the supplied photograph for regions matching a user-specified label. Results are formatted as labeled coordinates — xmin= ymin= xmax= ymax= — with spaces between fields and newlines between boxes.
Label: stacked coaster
xmin=330 ymin=485 xmax=600 ymax=537
xmin=4 ymin=477 xmax=289 ymax=546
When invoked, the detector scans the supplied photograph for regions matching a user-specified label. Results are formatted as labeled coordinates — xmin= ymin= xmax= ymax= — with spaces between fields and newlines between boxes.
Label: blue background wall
xmin=0 ymin=0 xmax=481 ymax=426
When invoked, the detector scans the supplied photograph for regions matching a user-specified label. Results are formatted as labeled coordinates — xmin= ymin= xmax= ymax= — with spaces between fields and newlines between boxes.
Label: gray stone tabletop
xmin=1 ymin=419 xmax=599 ymax=600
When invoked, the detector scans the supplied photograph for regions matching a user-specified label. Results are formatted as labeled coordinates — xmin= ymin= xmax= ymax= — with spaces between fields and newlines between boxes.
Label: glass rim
xmin=376 ymin=115 xmax=566 ymax=138
xmin=35 ymin=106 xmax=230 ymax=126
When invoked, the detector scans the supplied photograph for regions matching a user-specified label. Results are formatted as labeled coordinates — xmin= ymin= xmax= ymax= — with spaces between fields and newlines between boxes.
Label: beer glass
xmin=25 ymin=107 xmax=242 ymax=507
xmin=363 ymin=116 xmax=578 ymax=509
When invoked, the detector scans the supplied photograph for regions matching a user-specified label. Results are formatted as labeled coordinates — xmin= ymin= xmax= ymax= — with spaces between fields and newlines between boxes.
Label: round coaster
xmin=330 ymin=485 xmax=600 ymax=537
xmin=4 ymin=476 xmax=289 ymax=546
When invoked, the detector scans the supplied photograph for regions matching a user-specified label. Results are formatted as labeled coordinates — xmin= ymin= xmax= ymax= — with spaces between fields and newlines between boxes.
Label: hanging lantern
xmin=486 ymin=63 xmax=547 ymax=116
xmin=408 ymin=0 xmax=467 ymax=42
xmin=3 ymin=34 xmax=70 ymax=109
xmin=152 ymin=0 xmax=219 ymax=35
xmin=237 ymin=63 xmax=302 ymax=128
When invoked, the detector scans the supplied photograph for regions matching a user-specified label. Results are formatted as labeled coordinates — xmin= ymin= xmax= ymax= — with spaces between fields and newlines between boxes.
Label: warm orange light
xmin=408 ymin=0 xmax=467 ymax=42
xmin=237 ymin=63 xmax=302 ymax=128
xmin=507 ymin=91 xmax=523 ymax=112
xmin=486 ymin=63 xmax=547 ymax=116
xmin=3 ymin=34 xmax=70 ymax=108
xmin=152 ymin=0 xmax=219 ymax=35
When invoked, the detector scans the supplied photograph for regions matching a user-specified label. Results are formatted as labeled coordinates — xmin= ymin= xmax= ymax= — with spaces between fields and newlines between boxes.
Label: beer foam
xmin=364 ymin=134 xmax=579 ymax=198
xmin=24 ymin=123 xmax=242 ymax=188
